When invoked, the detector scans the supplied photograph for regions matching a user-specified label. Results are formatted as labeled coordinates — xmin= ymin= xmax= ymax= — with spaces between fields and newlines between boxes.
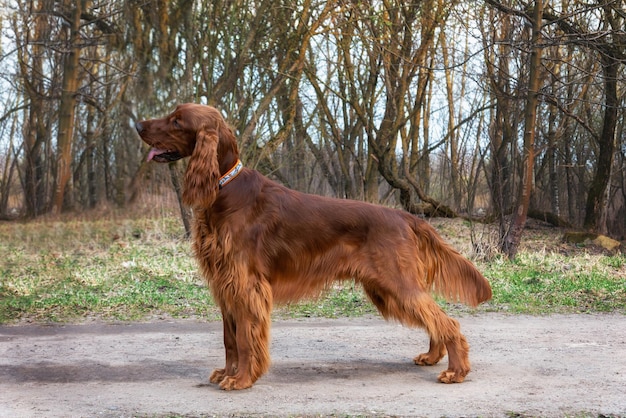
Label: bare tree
xmin=314 ymin=0 xmax=458 ymax=215
xmin=13 ymin=0 xmax=54 ymax=217
xmin=501 ymin=0 xmax=543 ymax=259
xmin=485 ymin=0 xmax=626 ymax=238
xmin=1 ymin=0 xmax=624 ymax=240
xmin=541 ymin=2 xmax=625 ymax=233
xmin=51 ymin=0 xmax=84 ymax=213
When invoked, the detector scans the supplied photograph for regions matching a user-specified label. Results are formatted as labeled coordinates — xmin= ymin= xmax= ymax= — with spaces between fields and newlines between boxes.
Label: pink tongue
xmin=147 ymin=148 xmax=166 ymax=162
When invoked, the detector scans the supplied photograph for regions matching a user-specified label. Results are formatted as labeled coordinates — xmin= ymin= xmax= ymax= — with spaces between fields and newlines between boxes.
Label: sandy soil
xmin=1 ymin=313 xmax=625 ymax=417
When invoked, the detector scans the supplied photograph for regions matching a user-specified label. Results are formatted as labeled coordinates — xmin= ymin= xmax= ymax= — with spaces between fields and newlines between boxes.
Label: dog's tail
xmin=412 ymin=219 xmax=492 ymax=307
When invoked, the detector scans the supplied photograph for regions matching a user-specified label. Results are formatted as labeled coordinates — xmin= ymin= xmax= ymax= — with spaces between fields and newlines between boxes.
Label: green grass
xmin=280 ymin=282 xmax=377 ymax=319
xmin=1 ymin=216 xmax=624 ymax=324
xmin=481 ymin=251 xmax=626 ymax=313
xmin=0 ymin=218 xmax=218 ymax=323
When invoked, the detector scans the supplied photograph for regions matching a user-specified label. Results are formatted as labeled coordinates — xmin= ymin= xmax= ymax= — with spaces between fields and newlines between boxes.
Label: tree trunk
xmin=0 ymin=120 xmax=18 ymax=217
xmin=583 ymin=55 xmax=619 ymax=232
xmin=19 ymin=0 xmax=48 ymax=217
xmin=483 ymin=10 xmax=516 ymax=230
xmin=86 ymin=113 xmax=97 ymax=209
xmin=440 ymin=29 xmax=461 ymax=207
xmin=51 ymin=0 xmax=83 ymax=214
xmin=547 ymin=105 xmax=560 ymax=217
xmin=501 ymin=0 xmax=543 ymax=259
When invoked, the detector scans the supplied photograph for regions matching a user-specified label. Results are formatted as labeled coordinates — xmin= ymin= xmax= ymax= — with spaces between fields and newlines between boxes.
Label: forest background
xmin=0 ymin=0 xmax=625 ymax=259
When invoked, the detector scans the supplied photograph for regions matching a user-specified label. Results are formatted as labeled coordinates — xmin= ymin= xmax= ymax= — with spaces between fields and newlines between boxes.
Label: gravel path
xmin=1 ymin=313 xmax=625 ymax=417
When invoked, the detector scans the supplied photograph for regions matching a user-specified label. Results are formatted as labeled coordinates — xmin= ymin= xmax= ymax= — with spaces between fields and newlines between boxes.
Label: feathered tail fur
xmin=413 ymin=219 xmax=492 ymax=307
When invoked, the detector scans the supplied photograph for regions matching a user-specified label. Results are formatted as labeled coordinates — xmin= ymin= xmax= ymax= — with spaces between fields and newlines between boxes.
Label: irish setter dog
xmin=136 ymin=103 xmax=492 ymax=390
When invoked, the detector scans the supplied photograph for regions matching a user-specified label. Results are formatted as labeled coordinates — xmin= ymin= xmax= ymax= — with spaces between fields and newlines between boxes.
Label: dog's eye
xmin=173 ymin=119 xmax=181 ymax=128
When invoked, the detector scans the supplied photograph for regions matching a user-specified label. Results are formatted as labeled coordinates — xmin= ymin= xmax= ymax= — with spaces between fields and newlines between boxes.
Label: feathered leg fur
xmin=414 ymin=337 xmax=447 ymax=366
xmin=209 ymin=313 xmax=238 ymax=384
xmin=210 ymin=275 xmax=273 ymax=390
xmin=363 ymin=284 xmax=471 ymax=383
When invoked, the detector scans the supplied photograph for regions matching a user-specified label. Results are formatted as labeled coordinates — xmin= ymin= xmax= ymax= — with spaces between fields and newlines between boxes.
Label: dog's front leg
xmin=218 ymin=278 xmax=273 ymax=390
xmin=209 ymin=313 xmax=238 ymax=384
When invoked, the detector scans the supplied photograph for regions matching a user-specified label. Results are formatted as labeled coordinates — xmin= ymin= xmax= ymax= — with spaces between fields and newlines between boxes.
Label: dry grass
xmin=1 ymin=210 xmax=625 ymax=324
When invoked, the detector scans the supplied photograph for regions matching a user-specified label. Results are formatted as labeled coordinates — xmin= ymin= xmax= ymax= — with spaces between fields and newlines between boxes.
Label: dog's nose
xmin=135 ymin=122 xmax=144 ymax=133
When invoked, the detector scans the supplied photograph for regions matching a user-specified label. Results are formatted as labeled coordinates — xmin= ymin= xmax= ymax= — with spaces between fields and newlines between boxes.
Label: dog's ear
xmin=182 ymin=127 xmax=220 ymax=209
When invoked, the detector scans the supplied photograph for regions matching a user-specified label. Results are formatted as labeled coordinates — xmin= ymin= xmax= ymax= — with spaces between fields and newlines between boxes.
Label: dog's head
xmin=136 ymin=103 xmax=240 ymax=208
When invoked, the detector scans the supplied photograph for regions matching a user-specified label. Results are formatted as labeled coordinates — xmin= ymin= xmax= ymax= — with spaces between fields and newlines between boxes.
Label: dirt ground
xmin=1 ymin=313 xmax=625 ymax=418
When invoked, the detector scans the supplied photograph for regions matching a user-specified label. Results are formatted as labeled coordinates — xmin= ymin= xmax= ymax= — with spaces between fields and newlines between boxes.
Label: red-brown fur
xmin=136 ymin=103 xmax=492 ymax=390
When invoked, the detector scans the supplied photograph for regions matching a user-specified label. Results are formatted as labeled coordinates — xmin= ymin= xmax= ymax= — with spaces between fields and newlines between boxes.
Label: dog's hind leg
xmin=363 ymin=283 xmax=470 ymax=383
xmin=413 ymin=337 xmax=447 ymax=366
xmin=408 ymin=293 xmax=471 ymax=383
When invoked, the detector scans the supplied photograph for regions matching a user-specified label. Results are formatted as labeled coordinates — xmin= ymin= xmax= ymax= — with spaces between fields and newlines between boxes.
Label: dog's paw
xmin=209 ymin=368 xmax=227 ymax=384
xmin=219 ymin=375 xmax=253 ymax=391
xmin=437 ymin=368 xmax=467 ymax=383
xmin=414 ymin=352 xmax=443 ymax=366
